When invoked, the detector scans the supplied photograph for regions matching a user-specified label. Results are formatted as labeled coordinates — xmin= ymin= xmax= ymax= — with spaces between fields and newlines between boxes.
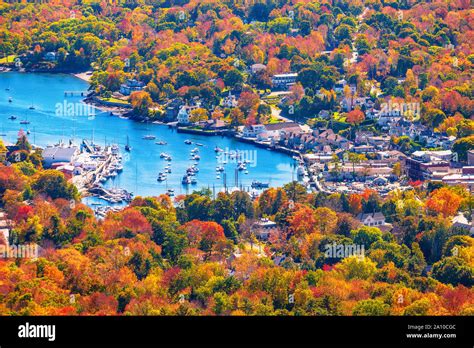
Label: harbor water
xmin=0 ymin=72 xmax=297 ymax=206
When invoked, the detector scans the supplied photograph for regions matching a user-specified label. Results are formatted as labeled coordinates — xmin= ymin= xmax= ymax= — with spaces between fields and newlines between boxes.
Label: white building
xmin=177 ymin=106 xmax=191 ymax=125
xmin=42 ymin=146 xmax=78 ymax=168
xmin=242 ymin=124 xmax=266 ymax=138
xmin=271 ymin=73 xmax=298 ymax=90
xmin=357 ymin=212 xmax=387 ymax=227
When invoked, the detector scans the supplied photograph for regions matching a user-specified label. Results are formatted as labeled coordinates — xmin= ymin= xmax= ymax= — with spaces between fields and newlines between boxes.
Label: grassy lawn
xmin=333 ymin=112 xmax=346 ymax=122
xmin=99 ymin=97 xmax=130 ymax=105
xmin=267 ymin=116 xmax=283 ymax=124
xmin=0 ymin=55 xmax=16 ymax=64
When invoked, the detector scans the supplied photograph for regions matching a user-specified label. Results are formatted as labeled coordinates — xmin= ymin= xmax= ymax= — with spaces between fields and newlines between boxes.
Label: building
xmin=42 ymin=146 xmax=78 ymax=168
xmin=405 ymin=150 xmax=453 ymax=180
xmin=451 ymin=213 xmax=474 ymax=235
xmin=357 ymin=212 xmax=387 ymax=227
xmin=242 ymin=124 xmax=267 ymax=138
xmin=468 ymin=150 xmax=474 ymax=166
xmin=119 ymin=79 xmax=145 ymax=96
xmin=271 ymin=73 xmax=298 ymax=90
xmin=44 ymin=52 xmax=57 ymax=62
xmin=442 ymin=167 xmax=474 ymax=192
xmin=177 ymin=106 xmax=191 ymax=125
xmin=222 ymin=91 xmax=238 ymax=108
xmin=250 ymin=63 xmax=266 ymax=74
xmin=252 ymin=218 xmax=279 ymax=240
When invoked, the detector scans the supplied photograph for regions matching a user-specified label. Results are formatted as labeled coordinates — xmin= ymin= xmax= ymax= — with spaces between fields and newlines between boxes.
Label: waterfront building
xmin=119 ymin=79 xmax=145 ymax=96
xmin=42 ymin=146 xmax=79 ymax=168
xmin=242 ymin=124 xmax=266 ymax=138
xmin=177 ymin=106 xmax=191 ymax=125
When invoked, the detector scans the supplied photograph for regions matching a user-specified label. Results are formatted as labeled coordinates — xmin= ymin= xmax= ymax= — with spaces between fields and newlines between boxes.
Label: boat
xmin=160 ymin=152 xmax=167 ymax=158
xmin=125 ymin=136 xmax=131 ymax=152
xmin=214 ymin=146 xmax=224 ymax=152
xmin=184 ymin=140 xmax=192 ymax=145
xmin=196 ymin=143 xmax=204 ymax=147
xmin=26 ymin=130 xmax=31 ymax=135
xmin=8 ymin=115 xmax=17 ymax=120
xmin=166 ymin=189 xmax=175 ymax=196
xmin=216 ymin=175 xmax=221 ymax=179
xmin=251 ymin=181 xmax=269 ymax=189
xmin=8 ymin=97 xmax=12 ymax=103
xmin=297 ymin=165 xmax=307 ymax=177
xmin=216 ymin=166 xmax=224 ymax=172
xmin=155 ymin=141 xmax=167 ymax=145
xmin=182 ymin=175 xmax=191 ymax=185
xmin=143 ymin=135 xmax=156 ymax=140
xmin=245 ymin=170 xmax=249 ymax=174
xmin=165 ymin=155 xmax=172 ymax=161
xmin=157 ymin=174 xmax=167 ymax=182
xmin=19 ymin=120 xmax=30 ymax=125
xmin=191 ymin=177 xmax=197 ymax=184
xmin=193 ymin=155 xmax=200 ymax=161
xmin=29 ymin=105 xmax=35 ymax=110
xmin=114 ymin=164 xmax=123 ymax=172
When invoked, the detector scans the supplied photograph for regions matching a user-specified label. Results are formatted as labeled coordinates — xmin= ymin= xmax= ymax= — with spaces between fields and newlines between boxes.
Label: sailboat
xmin=125 ymin=135 xmax=131 ymax=152
xmin=20 ymin=115 xmax=30 ymax=125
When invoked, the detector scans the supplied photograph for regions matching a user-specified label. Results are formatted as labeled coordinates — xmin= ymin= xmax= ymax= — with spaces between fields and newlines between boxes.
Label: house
xmin=42 ymin=146 xmax=78 ymax=168
xmin=242 ymin=124 xmax=266 ymax=138
xmin=222 ymin=91 xmax=238 ymax=108
xmin=177 ymin=106 xmax=192 ymax=125
xmin=201 ymin=119 xmax=229 ymax=131
xmin=334 ymin=79 xmax=347 ymax=94
xmin=318 ymin=110 xmax=331 ymax=119
xmin=468 ymin=150 xmax=474 ymax=166
xmin=250 ymin=63 xmax=266 ymax=74
xmin=442 ymin=167 xmax=474 ymax=192
xmin=252 ymin=218 xmax=279 ymax=240
xmin=271 ymin=73 xmax=298 ymax=90
xmin=314 ymin=129 xmax=350 ymax=148
xmin=44 ymin=52 xmax=57 ymax=62
xmin=165 ymin=99 xmax=184 ymax=122
xmin=357 ymin=212 xmax=387 ymax=227
xmin=119 ymin=79 xmax=145 ymax=96
xmin=451 ymin=213 xmax=474 ymax=235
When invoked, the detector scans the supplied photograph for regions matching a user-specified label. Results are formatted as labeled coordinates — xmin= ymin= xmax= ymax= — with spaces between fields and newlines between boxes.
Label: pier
xmin=64 ymin=90 xmax=89 ymax=97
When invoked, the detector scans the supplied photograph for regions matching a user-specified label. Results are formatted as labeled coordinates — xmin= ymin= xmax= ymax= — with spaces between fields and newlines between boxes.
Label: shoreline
xmin=73 ymin=71 xmax=93 ymax=83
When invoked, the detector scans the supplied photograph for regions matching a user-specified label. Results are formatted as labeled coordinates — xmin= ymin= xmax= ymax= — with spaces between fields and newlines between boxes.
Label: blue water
xmin=0 ymin=72 xmax=296 ymax=204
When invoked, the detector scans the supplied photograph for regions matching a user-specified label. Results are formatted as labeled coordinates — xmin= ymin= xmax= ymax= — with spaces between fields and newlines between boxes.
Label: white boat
xmin=182 ymin=175 xmax=191 ymax=185
xmin=157 ymin=175 xmax=167 ymax=182
xmin=184 ymin=139 xmax=192 ymax=144
xmin=143 ymin=135 xmax=156 ymax=140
